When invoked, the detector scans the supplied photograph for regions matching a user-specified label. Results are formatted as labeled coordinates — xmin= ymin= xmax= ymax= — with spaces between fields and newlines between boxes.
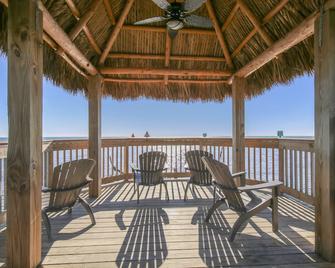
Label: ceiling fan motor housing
xmin=167 ymin=2 xmax=185 ymax=20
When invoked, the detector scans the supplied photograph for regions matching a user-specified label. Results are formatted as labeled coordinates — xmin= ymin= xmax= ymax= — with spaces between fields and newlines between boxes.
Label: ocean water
xmin=0 ymin=137 xmax=315 ymax=212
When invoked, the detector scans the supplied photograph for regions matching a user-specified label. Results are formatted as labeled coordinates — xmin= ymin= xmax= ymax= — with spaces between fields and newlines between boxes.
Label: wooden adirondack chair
xmin=42 ymin=159 xmax=96 ymax=240
xmin=201 ymin=156 xmax=282 ymax=242
xmin=131 ymin=151 xmax=169 ymax=203
xmin=184 ymin=150 xmax=213 ymax=201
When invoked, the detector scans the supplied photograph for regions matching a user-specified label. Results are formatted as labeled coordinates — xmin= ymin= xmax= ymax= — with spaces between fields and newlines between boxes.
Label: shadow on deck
xmin=0 ymin=179 xmax=328 ymax=267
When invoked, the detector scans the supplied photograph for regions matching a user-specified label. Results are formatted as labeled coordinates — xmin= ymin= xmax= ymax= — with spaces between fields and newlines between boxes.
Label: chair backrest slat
xmin=139 ymin=151 xmax=167 ymax=185
xmin=201 ymin=157 xmax=246 ymax=212
xmin=49 ymin=159 xmax=95 ymax=209
xmin=185 ymin=150 xmax=213 ymax=185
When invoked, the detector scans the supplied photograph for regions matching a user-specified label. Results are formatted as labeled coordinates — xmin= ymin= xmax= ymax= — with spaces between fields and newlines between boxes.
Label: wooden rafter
xmin=65 ymin=0 xmax=102 ymax=54
xmin=99 ymin=0 xmax=135 ymax=65
xmin=238 ymin=0 xmax=273 ymax=46
xmin=122 ymin=25 xmax=216 ymax=35
xmin=206 ymin=0 xmax=234 ymax=69
xmin=232 ymin=0 xmax=288 ymax=57
xmin=100 ymin=67 xmax=232 ymax=77
xmin=109 ymin=53 xmax=225 ymax=62
xmin=68 ymin=0 xmax=101 ymax=41
xmin=232 ymin=12 xmax=318 ymax=80
xmin=104 ymin=78 xmax=229 ymax=84
xmin=38 ymin=2 xmax=97 ymax=75
xmin=103 ymin=0 xmax=116 ymax=25
xmin=43 ymin=33 xmax=88 ymax=78
xmin=222 ymin=3 xmax=240 ymax=32
xmin=1 ymin=0 xmax=96 ymax=75
xmin=164 ymin=30 xmax=172 ymax=85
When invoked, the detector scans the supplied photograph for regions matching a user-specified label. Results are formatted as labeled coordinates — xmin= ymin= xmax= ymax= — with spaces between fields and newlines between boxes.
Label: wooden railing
xmin=0 ymin=137 xmax=315 ymax=223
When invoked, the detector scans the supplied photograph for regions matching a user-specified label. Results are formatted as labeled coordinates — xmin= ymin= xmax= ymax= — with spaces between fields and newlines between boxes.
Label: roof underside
xmin=0 ymin=0 xmax=321 ymax=101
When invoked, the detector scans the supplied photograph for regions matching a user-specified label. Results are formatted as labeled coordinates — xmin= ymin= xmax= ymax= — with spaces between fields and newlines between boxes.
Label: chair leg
xmin=213 ymin=185 xmax=216 ymax=204
xmin=163 ymin=182 xmax=169 ymax=201
xmin=272 ymin=186 xmax=279 ymax=232
xmin=42 ymin=210 xmax=52 ymax=241
xmin=78 ymin=197 xmax=96 ymax=225
xmin=184 ymin=181 xmax=191 ymax=201
xmin=137 ymin=184 xmax=140 ymax=204
xmin=229 ymin=213 xmax=249 ymax=242
xmin=205 ymin=198 xmax=226 ymax=223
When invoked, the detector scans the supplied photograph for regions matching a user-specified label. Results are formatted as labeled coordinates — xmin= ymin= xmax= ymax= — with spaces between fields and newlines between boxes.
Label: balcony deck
xmin=0 ymin=178 xmax=327 ymax=267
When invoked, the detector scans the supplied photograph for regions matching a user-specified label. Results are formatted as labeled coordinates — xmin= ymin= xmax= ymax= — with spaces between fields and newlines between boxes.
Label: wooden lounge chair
xmin=42 ymin=159 xmax=96 ymax=240
xmin=184 ymin=150 xmax=213 ymax=201
xmin=131 ymin=151 xmax=169 ymax=203
xmin=201 ymin=156 xmax=282 ymax=242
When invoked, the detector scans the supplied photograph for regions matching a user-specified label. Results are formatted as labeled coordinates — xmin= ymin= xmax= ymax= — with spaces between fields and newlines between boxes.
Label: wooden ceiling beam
xmin=263 ymin=0 xmax=289 ymax=23
xmin=122 ymin=25 xmax=216 ymax=35
xmin=103 ymin=0 xmax=116 ymax=25
xmin=206 ymin=0 xmax=234 ymax=70
xmin=109 ymin=53 xmax=226 ymax=62
xmin=100 ymin=67 xmax=232 ymax=77
xmin=237 ymin=0 xmax=273 ymax=46
xmin=232 ymin=12 xmax=318 ymax=80
xmin=99 ymin=0 xmax=135 ymax=65
xmin=68 ymin=0 xmax=101 ymax=40
xmin=83 ymin=27 xmax=102 ymax=54
xmin=1 ymin=0 xmax=95 ymax=75
xmin=38 ymin=2 xmax=97 ymax=75
xmin=65 ymin=0 xmax=101 ymax=54
xmin=43 ymin=33 xmax=88 ymax=78
xmin=104 ymin=78 xmax=229 ymax=84
xmin=222 ymin=3 xmax=240 ymax=32
xmin=164 ymin=30 xmax=172 ymax=85
xmin=232 ymin=0 xmax=289 ymax=57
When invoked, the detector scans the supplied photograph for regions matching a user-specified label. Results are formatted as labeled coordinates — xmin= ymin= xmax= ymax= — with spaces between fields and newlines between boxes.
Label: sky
xmin=0 ymin=55 xmax=314 ymax=138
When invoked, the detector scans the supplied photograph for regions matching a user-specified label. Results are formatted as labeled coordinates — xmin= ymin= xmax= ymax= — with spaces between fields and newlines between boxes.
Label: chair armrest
xmin=238 ymin=181 xmax=282 ymax=192
xmin=42 ymin=187 xmax=52 ymax=193
xmin=232 ymin=171 xmax=246 ymax=178
xmin=232 ymin=171 xmax=246 ymax=186
xmin=131 ymin=163 xmax=140 ymax=172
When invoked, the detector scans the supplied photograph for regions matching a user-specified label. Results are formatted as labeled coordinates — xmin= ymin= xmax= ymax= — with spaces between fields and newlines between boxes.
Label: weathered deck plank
xmin=0 ymin=179 xmax=330 ymax=267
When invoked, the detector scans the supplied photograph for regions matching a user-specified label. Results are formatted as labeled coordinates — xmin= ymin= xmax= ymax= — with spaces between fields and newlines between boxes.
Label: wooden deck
xmin=0 ymin=179 xmax=330 ymax=267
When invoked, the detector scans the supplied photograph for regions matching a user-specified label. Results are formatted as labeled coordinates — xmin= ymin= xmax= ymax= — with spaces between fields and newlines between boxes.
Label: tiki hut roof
xmin=0 ymin=0 xmax=324 ymax=101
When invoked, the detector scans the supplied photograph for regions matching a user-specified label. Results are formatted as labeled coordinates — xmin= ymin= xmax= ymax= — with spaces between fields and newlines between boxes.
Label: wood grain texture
xmin=99 ymin=0 xmax=135 ymax=65
xmin=232 ymin=12 xmax=317 ymax=80
xmin=6 ymin=0 xmax=43 ymax=266
xmin=206 ymin=0 xmax=233 ymax=69
xmin=88 ymin=75 xmax=103 ymax=198
xmin=38 ymin=1 xmax=97 ymax=75
xmin=314 ymin=9 xmax=335 ymax=262
xmin=0 ymin=179 xmax=324 ymax=267
xmin=232 ymin=77 xmax=246 ymax=174
xmin=100 ymin=67 xmax=231 ymax=76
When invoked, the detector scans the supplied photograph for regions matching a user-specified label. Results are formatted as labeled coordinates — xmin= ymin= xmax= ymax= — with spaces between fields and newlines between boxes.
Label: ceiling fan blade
xmin=151 ymin=0 xmax=170 ymax=10
xmin=184 ymin=0 xmax=207 ymax=13
xmin=184 ymin=15 xmax=213 ymax=28
xmin=134 ymin=16 xmax=168 ymax=25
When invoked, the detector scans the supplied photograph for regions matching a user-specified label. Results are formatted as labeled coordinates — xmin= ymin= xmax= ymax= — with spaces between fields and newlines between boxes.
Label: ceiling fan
xmin=134 ymin=0 xmax=213 ymax=38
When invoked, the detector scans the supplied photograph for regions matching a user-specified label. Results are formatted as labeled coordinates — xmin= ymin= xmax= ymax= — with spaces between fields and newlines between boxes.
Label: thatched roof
xmin=0 ymin=0 xmax=322 ymax=101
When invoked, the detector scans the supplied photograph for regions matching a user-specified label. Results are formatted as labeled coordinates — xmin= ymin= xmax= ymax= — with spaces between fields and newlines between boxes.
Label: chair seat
xmin=189 ymin=176 xmax=212 ymax=186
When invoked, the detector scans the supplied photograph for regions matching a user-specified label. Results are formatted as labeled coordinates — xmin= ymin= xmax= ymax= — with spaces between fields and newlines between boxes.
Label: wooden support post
xmin=124 ymin=146 xmax=129 ymax=175
xmin=314 ymin=7 xmax=335 ymax=262
xmin=47 ymin=150 xmax=54 ymax=187
xmin=232 ymin=77 xmax=246 ymax=175
xmin=88 ymin=75 xmax=103 ymax=198
xmin=7 ymin=0 xmax=43 ymax=267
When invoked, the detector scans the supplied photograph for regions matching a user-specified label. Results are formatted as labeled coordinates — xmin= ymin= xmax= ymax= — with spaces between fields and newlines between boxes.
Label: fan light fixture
xmin=167 ymin=20 xmax=184 ymax=30
xmin=133 ymin=0 xmax=212 ymax=38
